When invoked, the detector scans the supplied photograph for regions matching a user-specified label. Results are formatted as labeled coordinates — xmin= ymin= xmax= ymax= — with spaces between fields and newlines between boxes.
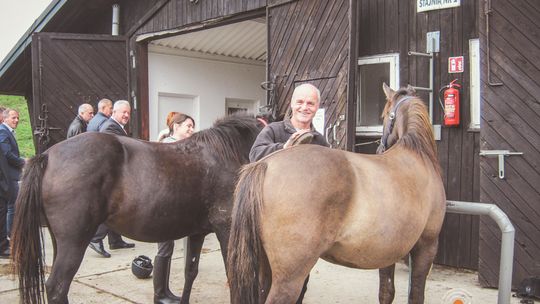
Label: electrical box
xmin=427 ymin=31 xmax=440 ymax=53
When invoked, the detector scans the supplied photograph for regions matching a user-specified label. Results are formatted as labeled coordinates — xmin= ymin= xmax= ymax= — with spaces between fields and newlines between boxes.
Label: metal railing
xmin=446 ymin=200 xmax=515 ymax=304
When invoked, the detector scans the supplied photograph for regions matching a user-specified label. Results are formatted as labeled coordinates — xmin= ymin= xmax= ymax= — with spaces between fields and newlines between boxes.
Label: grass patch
xmin=0 ymin=95 xmax=35 ymax=157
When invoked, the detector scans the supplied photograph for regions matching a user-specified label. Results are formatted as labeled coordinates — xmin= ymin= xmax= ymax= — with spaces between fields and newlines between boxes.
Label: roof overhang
xmin=0 ymin=0 xmax=66 ymax=95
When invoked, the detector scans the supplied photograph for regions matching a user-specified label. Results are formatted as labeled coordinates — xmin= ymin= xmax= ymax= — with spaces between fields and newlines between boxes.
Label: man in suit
xmin=87 ymin=99 xmax=113 ymax=132
xmin=0 ymin=109 xmax=25 ymax=246
xmin=0 ymin=107 xmax=14 ymax=258
xmin=88 ymin=100 xmax=135 ymax=258
xmin=66 ymin=103 xmax=94 ymax=138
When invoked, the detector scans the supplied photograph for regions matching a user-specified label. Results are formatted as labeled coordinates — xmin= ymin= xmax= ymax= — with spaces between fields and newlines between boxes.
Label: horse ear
xmin=382 ymin=83 xmax=394 ymax=100
xmin=407 ymin=84 xmax=417 ymax=94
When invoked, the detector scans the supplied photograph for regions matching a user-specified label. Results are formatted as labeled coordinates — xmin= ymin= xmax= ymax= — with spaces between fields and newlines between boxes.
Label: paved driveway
xmin=0 ymin=229 xmax=519 ymax=303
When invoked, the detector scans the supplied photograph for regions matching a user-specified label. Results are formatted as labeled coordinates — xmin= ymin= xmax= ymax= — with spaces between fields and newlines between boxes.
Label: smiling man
xmin=88 ymin=99 xmax=135 ymax=258
xmin=249 ymin=83 xmax=329 ymax=162
xmin=0 ymin=109 xmax=25 ymax=252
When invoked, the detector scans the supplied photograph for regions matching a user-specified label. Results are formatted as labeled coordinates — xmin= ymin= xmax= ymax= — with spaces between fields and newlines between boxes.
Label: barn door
xmin=31 ymin=33 xmax=128 ymax=153
xmin=266 ymin=0 xmax=353 ymax=150
xmin=479 ymin=0 xmax=540 ymax=288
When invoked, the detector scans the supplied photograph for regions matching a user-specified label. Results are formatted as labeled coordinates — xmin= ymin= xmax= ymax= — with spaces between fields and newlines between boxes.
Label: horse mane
xmin=391 ymin=89 xmax=441 ymax=174
xmin=189 ymin=114 xmax=261 ymax=164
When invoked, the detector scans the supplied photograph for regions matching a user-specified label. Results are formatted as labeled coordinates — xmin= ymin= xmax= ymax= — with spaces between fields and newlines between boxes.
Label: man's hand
xmin=284 ymin=129 xmax=312 ymax=149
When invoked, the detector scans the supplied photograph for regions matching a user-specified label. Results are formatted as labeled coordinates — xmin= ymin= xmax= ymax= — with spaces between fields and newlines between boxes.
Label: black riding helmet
xmin=131 ymin=255 xmax=153 ymax=279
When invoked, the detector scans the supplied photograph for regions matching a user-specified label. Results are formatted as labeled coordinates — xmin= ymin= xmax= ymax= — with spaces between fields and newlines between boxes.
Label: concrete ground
xmin=0 ymin=229 xmax=520 ymax=304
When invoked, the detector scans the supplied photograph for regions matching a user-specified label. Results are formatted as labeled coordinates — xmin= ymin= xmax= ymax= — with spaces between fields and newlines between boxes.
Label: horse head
xmin=377 ymin=83 xmax=416 ymax=154
xmin=376 ymin=83 xmax=439 ymax=172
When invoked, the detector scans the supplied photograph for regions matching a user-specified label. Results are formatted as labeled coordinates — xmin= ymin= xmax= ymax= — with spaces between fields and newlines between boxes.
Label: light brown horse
xmin=227 ymin=84 xmax=446 ymax=304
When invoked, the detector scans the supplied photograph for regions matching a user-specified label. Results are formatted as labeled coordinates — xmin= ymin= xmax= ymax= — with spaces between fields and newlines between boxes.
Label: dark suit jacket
xmin=0 ymin=124 xmax=24 ymax=180
xmin=87 ymin=112 xmax=109 ymax=132
xmin=0 ymin=152 xmax=11 ymax=198
xmin=99 ymin=118 xmax=128 ymax=137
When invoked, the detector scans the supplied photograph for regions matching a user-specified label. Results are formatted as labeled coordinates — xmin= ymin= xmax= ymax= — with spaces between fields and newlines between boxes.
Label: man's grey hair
xmin=3 ymin=108 xmax=18 ymax=118
xmin=292 ymin=83 xmax=321 ymax=103
xmin=97 ymin=98 xmax=112 ymax=111
xmin=78 ymin=103 xmax=93 ymax=115
xmin=113 ymin=100 xmax=131 ymax=111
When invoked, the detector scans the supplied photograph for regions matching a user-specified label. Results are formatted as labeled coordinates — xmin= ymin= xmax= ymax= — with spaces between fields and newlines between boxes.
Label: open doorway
xmin=146 ymin=18 xmax=266 ymax=140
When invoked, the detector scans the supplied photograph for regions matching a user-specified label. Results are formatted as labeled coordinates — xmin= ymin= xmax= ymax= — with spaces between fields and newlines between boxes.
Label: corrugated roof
xmin=149 ymin=19 xmax=266 ymax=62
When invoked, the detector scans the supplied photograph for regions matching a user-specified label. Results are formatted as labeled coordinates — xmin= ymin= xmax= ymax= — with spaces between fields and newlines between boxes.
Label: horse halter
xmin=378 ymin=95 xmax=415 ymax=153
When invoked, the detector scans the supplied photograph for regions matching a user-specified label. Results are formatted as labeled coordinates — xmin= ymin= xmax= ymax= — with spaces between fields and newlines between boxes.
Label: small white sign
xmin=313 ymin=108 xmax=325 ymax=136
xmin=417 ymin=0 xmax=460 ymax=12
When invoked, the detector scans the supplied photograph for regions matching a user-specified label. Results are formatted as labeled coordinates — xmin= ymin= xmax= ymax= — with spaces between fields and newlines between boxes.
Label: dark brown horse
xmin=227 ymin=84 xmax=446 ymax=304
xmin=11 ymin=114 xmax=262 ymax=304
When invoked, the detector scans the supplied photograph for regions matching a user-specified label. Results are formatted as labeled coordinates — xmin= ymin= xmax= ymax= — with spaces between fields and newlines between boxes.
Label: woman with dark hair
xmin=154 ymin=112 xmax=195 ymax=304
xmin=156 ymin=111 xmax=179 ymax=142
xmin=161 ymin=113 xmax=195 ymax=143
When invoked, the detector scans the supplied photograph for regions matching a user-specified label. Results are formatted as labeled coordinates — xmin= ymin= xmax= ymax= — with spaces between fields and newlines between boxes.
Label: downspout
xmin=112 ymin=4 xmax=120 ymax=36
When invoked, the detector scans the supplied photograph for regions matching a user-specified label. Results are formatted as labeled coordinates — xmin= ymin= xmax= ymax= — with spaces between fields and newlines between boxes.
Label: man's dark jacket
xmin=87 ymin=112 xmax=109 ymax=132
xmin=66 ymin=115 xmax=87 ymax=138
xmin=99 ymin=118 xmax=127 ymax=136
xmin=249 ymin=118 xmax=328 ymax=162
xmin=0 ymin=124 xmax=24 ymax=180
xmin=0 ymin=152 xmax=12 ymax=198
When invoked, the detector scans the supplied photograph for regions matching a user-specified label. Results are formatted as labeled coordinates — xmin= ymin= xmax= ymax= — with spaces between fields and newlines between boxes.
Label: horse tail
xmin=227 ymin=161 xmax=268 ymax=304
xmin=11 ymin=153 xmax=48 ymax=304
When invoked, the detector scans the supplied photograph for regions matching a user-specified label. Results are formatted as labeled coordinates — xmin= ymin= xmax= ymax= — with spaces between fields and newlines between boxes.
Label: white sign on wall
xmin=417 ymin=0 xmax=460 ymax=12
xmin=313 ymin=108 xmax=325 ymax=136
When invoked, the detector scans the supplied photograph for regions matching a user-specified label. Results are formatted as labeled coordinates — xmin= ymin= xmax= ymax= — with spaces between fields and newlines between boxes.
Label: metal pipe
xmin=407 ymin=51 xmax=432 ymax=58
xmin=428 ymin=54 xmax=434 ymax=124
xmin=112 ymin=4 xmax=120 ymax=36
xmin=485 ymin=0 xmax=503 ymax=86
xmin=407 ymin=51 xmax=434 ymax=124
xmin=410 ymin=86 xmax=432 ymax=92
xmin=446 ymin=200 xmax=514 ymax=304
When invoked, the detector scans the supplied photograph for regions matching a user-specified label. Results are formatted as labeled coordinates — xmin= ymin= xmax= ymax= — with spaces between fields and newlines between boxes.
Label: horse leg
xmin=408 ymin=238 xmax=438 ymax=304
xmin=295 ymin=276 xmax=310 ymax=304
xmin=265 ymin=275 xmax=310 ymax=304
xmin=45 ymin=240 xmax=88 ymax=304
xmin=257 ymin=248 xmax=272 ymax=304
xmin=378 ymin=264 xmax=396 ymax=304
xmin=179 ymin=233 xmax=206 ymax=304
xmin=265 ymin=253 xmax=318 ymax=304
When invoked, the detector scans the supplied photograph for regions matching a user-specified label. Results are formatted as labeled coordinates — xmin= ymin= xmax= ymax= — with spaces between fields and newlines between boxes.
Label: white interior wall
xmin=148 ymin=51 xmax=265 ymax=140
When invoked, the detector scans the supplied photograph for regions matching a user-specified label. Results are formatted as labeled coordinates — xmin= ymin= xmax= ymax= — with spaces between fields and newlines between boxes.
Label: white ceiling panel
xmin=150 ymin=19 xmax=267 ymax=62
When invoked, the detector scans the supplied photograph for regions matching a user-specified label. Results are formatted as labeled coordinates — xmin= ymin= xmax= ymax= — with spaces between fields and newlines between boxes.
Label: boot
xmin=154 ymin=255 xmax=181 ymax=304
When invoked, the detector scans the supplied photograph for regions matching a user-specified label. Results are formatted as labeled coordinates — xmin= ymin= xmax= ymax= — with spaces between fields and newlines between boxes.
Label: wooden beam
xmin=126 ymin=0 xmax=171 ymax=38
xmin=346 ymin=0 xmax=357 ymax=151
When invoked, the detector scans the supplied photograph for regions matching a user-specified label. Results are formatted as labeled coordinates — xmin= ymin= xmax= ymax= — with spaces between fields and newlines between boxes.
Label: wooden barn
xmin=0 ymin=0 xmax=538 ymax=289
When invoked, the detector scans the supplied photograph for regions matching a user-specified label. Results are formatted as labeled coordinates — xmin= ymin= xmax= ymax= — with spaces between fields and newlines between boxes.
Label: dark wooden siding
xmin=355 ymin=0 xmax=480 ymax=269
xmin=131 ymin=0 xmax=266 ymax=36
xmin=268 ymin=0 xmax=351 ymax=149
xmin=31 ymin=33 xmax=128 ymax=152
xmin=479 ymin=0 xmax=540 ymax=288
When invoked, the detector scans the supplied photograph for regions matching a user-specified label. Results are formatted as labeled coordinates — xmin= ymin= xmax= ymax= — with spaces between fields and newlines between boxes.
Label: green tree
xmin=0 ymin=95 xmax=35 ymax=157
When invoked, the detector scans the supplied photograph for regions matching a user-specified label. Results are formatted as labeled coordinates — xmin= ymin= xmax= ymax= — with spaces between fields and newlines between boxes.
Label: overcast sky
xmin=0 ymin=0 xmax=52 ymax=62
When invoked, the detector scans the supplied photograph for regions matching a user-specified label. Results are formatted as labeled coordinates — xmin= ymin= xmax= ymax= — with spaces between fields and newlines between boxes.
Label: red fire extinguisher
xmin=439 ymin=79 xmax=461 ymax=126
